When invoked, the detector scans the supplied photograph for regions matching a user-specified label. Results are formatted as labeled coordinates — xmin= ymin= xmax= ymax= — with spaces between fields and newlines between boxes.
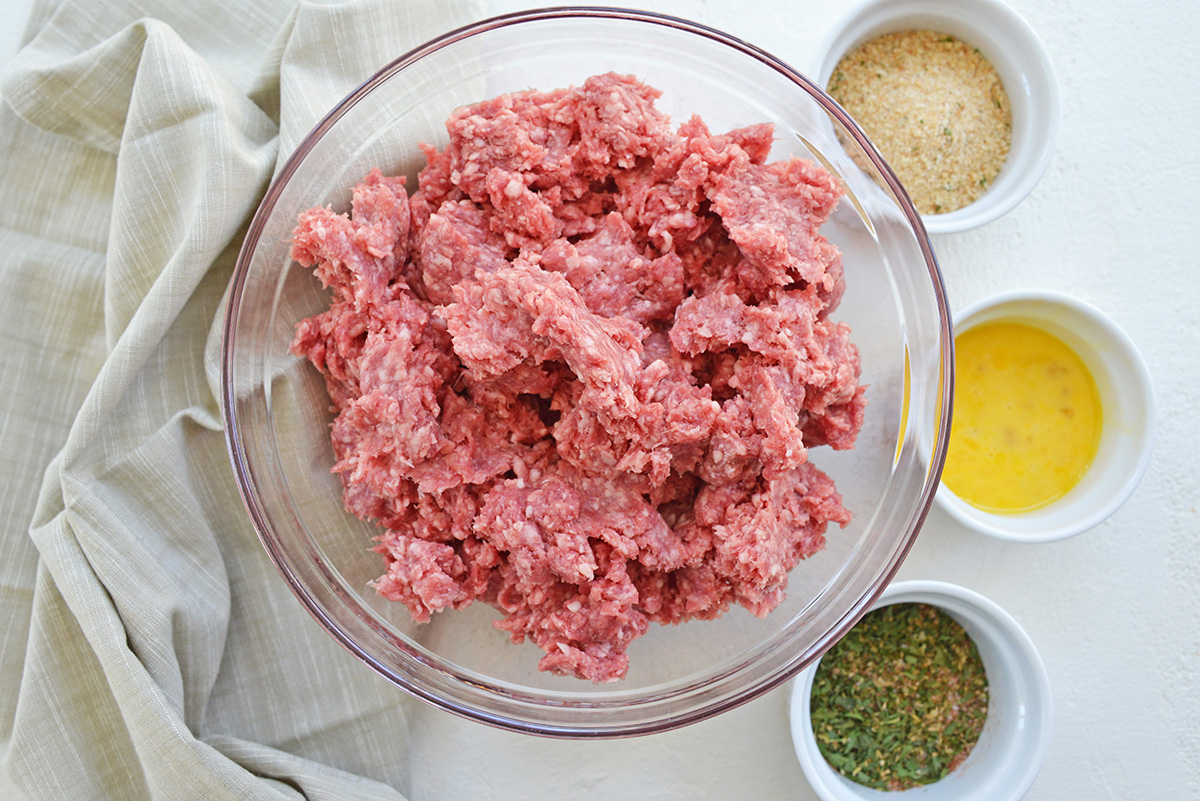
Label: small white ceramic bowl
xmin=936 ymin=290 xmax=1156 ymax=542
xmin=789 ymin=580 xmax=1052 ymax=801
xmin=811 ymin=0 xmax=1060 ymax=234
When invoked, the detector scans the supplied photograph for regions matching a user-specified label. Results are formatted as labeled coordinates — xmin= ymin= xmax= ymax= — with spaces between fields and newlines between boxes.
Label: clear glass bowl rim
xmin=221 ymin=5 xmax=955 ymax=737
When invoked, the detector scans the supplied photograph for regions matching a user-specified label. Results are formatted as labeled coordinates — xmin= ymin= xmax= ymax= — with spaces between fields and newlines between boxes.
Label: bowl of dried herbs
xmin=789 ymin=580 xmax=1052 ymax=801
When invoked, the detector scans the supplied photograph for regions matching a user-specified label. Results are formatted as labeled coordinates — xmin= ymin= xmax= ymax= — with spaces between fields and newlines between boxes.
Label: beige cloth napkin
xmin=0 ymin=0 xmax=483 ymax=798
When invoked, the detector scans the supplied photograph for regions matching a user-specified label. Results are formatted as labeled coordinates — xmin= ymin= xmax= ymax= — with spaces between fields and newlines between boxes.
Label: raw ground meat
xmin=289 ymin=73 xmax=865 ymax=683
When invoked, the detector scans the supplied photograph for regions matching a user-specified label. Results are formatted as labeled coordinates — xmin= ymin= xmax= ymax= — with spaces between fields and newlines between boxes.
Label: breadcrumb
xmin=829 ymin=30 xmax=1012 ymax=215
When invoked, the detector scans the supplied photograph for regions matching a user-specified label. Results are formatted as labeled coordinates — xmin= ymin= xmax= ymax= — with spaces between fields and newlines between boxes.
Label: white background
xmin=3 ymin=0 xmax=1198 ymax=799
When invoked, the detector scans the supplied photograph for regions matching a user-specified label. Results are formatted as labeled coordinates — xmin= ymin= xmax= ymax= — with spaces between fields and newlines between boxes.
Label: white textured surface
xmin=3 ymin=0 xmax=1196 ymax=798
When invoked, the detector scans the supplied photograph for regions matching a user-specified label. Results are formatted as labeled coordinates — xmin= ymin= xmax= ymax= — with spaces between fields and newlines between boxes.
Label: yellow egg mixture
xmin=942 ymin=321 xmax=1102 ymax=513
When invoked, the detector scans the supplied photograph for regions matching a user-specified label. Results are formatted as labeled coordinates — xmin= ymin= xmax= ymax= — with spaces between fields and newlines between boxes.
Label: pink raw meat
xmin=289 ymin=73 xmax=865 ymax=683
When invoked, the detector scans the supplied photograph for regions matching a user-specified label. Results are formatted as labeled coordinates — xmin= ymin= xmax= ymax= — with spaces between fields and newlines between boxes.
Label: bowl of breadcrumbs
xmin=811 ymin=0 xmax=1059 ymax=234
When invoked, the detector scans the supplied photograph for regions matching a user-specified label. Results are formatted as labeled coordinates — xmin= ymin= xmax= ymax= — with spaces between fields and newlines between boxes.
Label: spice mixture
xmin=810 ymin=602 xmax=989 ymax=789
xmin=289 ymin=73 xmax=866 ymax=683
xmin=828 ymin=29 xmax=1012 ymax=215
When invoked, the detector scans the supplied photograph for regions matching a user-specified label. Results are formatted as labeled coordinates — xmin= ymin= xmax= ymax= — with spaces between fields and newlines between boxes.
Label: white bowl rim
xmin=810 ymin=0 xmax=1061 ymax=234
xmin=789 ymin=579 xmax=1053 ymax=801
xmin=934 ymin=289 xmax=1156 ymax=542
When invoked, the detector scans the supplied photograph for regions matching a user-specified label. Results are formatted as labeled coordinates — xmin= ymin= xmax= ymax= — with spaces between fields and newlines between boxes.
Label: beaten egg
xmin=942 ymin=321 xmax=1102 ymax=513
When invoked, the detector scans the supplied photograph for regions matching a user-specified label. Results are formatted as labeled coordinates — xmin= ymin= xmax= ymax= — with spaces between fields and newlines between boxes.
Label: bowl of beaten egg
xmin=935 ymin=290 xmax=1155 ymax=542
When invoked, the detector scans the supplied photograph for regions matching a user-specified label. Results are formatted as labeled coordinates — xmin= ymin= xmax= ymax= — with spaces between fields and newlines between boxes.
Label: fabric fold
xmin=0 ymin=0 xmax=484 ymax=798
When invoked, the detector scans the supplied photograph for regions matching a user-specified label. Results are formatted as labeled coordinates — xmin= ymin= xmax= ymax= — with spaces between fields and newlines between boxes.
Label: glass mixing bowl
xmin=221 ymin=7 xmax=953 ymax=737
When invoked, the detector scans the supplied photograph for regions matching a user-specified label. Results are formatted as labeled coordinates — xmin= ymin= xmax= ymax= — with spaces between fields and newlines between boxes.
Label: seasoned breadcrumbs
xmin=829 ymin=29 xmax=1012 ymax=215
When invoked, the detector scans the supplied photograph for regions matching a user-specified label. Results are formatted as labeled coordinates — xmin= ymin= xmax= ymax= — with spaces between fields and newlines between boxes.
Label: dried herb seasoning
xmin=810 ymin=602 xmax=989 ymax=790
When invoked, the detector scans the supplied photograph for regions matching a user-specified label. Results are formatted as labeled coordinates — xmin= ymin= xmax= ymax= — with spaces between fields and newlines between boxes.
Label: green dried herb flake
xmin=809 ymin=603 xmax=989 ymax=791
